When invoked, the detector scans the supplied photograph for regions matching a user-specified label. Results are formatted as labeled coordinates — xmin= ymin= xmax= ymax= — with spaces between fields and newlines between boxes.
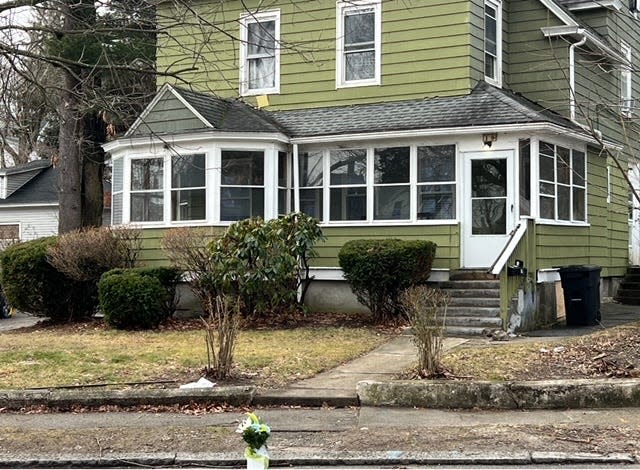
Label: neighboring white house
xmin=0 ymin=159 xmax=58 ymax=243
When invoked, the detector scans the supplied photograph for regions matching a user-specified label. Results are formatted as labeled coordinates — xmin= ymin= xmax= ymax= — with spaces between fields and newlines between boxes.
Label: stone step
xmin=448 ymin=297 xmax=501 ymax=308
xmin=616 ymin=288 xmax=640 ymax=298
xmin=440 ymin=280 xmax=501 ymax=290
xmin=444 ymin=306 xmax=501 ymax=317
xmin=444 ymin=316 xmax=503 ymax=328
xmin=444 ymin=288 xmax=500 ymax=298
xmin=614 ymin=296 xmax=640 ymax=305
xmin=621 ymin=274 xmax=640 ymax=283
xmin=445 ymin=325 xmax=493 ymax=337
xmin=449 ymin=270 xmax=497 ymax=281
xmin=620 ymin=281 xmax=640 ymax=290
xmin=626 ymin=266 xmax=640 ymax=275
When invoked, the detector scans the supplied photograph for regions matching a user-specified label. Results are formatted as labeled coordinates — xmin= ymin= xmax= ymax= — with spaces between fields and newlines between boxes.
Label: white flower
xmin=236 ymin=416 xmax=252 ymax=434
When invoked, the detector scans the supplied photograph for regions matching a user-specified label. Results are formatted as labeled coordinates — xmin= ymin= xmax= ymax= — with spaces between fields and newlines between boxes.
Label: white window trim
xmin=535 ymin=139 xmax=589 ymax=225
xmin=484 ymin=0 xmax=503 ymax=87
xmin=336 ymin=0 xmax=382 ymax=89
xmin=621 ymin=41 xmax=633 ymax=117
xmin=239 ymin=10 xmax=281 ymax=96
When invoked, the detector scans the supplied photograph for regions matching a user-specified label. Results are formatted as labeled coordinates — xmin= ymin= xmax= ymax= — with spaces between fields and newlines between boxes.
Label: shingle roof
xmin=269 ymin=81 xmax=583 ymax=138
xmin=0 ymin=159 xmax=50 ymax=176
xmin=173 ymin=87 xmax=285 ymax=134
xmin=0 ymin=165 xmax=58 ymax=206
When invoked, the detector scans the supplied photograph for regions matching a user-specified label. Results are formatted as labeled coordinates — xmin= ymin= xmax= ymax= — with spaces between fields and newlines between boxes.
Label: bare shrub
xmin=400 ymin=286 xmax=450 ymax=377
xmin=47 ymin=226 xmax=141 ymax=282
xmin=202 ymin=295 xmax=242 ymax=379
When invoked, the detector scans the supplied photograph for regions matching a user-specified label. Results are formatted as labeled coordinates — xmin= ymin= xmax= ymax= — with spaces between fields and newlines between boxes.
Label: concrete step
xmin=449 ymin=270 xmax=497 ymax=281
xmin=445 ymin=325 xmax=492 ymax=336
xmin=445 ymin=288 xmax=500 ymax=298
xmin=620 ymin=281 xmax=640 ymax=290
xmin=616 ymin=288 xmax=640 ymax=298
xmin=445 ymin=306 xmax=501 ymax=317
xmin=448 ymin=297 xmax=501 ymax=308
xmin=626 ymin=266 xmax=640 ymax=275
xmin=621 ymin=274 xmax=640 ymax=283
xmin=441 ymin=280 xmax=501 ymax=290
xmin=614 ymin=296 xmax=640 ymax=305
xmin=444 ymin=316 xmax=503 ymax=328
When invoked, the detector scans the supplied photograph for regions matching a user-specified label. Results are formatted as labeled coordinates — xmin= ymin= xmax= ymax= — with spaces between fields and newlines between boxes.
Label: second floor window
xmin=484 ymin=0 xmax=502 ymax=86
xmin=337 ymin=0 xmax=381 ymax=88
xmin=621 ymin=42 xmax=633 ymax=117
xmin=240 ymin=11 xmax=280 ymax=96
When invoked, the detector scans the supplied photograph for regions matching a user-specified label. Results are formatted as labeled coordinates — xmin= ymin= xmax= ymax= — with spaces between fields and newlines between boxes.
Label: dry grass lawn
xmin=0 ymin=320 xmax=391 ymax=389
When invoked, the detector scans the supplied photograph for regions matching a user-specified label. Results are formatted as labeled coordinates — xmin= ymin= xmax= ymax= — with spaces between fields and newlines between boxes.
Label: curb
xmin=357 ymin=378 xmax=640 ymax=409
xmin=0 ymin=451 xmax=636 ymax=468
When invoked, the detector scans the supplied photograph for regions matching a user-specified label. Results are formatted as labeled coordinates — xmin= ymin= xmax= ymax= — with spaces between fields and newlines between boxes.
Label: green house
xmin=103 ymin=0 xmax=640 ymax=334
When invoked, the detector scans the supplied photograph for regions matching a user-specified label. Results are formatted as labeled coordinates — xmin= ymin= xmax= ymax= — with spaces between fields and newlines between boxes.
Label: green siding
xmin=130 ymin=94 xmax=206 ymax=136
xmin=137 ymin=227 xmax=224 ymax=267
xmin=157 ymin=0 xmax=478 ymax=110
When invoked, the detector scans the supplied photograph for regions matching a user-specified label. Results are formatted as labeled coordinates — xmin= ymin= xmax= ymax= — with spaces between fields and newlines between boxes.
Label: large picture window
xmin=130 ymin=157 xmax=164 ymax=222
xmin=539 ymin=142 xmax=586 ymax=223
xmin=220 ymin=150 xmax=265 ymax=221
xmin=240 ymin=11 xmax=280 ymax=95
xmin=336 ymin=0 xmax=381 ymax=87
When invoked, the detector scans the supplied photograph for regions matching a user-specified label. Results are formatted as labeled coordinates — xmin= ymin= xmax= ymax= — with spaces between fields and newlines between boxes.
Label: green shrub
xmin=0 ymin=237 xmax=96 ymax=322
xmin=338 ymin=239 xmax=437 ymax=323
xmin=102 ymin=266 xmax=181 ymax=319
xmin=98 ymin=271 xmax=166 ymax=329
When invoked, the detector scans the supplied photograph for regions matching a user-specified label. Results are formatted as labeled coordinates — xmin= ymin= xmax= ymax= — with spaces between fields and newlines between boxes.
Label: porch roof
xmin=270 ymin=81 xmax=584 ymax=139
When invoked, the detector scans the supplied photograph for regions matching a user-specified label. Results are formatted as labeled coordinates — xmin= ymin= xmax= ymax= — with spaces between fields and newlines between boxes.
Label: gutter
xmin=569 ymin=33 xmax=588 ymax=121
xmin=541 ymin=26 xmax=627 ymax=64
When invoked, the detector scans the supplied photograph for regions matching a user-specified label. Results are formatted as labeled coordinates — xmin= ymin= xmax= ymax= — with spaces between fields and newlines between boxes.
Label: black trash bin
xmin=558 ymin=265 xmax=602 ymax=326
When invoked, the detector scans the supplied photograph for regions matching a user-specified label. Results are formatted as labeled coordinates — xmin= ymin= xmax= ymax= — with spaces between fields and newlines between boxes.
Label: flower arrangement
xmin=236 ymin=412 xmax=271 ymax=468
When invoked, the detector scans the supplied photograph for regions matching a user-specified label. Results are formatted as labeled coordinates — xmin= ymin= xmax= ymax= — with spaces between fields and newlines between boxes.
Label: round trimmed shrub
xmin=99 ymin=270 xmax=166 ymax=330
xmin=338 ymin=239 xmax=437 ymax=323
xmin=0 ymin=237 xmax=97 ymax=322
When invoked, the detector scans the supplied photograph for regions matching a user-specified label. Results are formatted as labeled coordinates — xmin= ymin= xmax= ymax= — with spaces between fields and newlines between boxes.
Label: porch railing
xmin=489 ymin=218 xmax=531 ymax=276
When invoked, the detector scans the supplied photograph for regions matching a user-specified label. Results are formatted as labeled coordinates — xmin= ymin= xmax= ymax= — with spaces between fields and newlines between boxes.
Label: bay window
xmin=112 ymin=157 xmax=124 ymax=225
xmin=278 ymin=151 xmax=293 ymax=217
xmin=539 ymin=141 xmax=586 ymax=223
xmin=220 ymin=150 xmax=265 ymax=221
xmin=130 ymin=157 xmax=164 ymax=222
xmin=171 ymin=154 xmax=206 ymax=221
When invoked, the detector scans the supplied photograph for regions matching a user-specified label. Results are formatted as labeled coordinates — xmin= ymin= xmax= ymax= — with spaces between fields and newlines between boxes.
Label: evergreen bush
xmin=98 ymin=270 xmax=166 ymax=329
xmin=338 ymin=239 xmax=437 ymax=323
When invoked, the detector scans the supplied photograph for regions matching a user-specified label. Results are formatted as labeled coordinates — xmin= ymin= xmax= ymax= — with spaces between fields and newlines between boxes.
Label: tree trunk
xmin=81 ymin=112 xmax=106 ymax=227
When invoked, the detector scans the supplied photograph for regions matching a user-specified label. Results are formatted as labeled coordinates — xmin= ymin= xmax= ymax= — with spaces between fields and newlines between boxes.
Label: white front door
xmin=462 ymin=150 xmax=515 ymax=268
xmin=629 ymin=165 xmax=640 ymax=266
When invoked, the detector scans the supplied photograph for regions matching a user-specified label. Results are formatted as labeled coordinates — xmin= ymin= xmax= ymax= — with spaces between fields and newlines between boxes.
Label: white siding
xmin=0 ymin=206 xmax=58 ymax=240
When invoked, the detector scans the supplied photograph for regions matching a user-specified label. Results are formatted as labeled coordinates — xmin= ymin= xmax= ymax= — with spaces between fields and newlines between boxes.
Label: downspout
xmin=569 ymin=32 xmax=588 ymax=122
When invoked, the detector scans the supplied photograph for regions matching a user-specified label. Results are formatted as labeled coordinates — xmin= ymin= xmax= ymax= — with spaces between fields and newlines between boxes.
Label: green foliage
xmin=209 ymin=213 xmax=324 ymax=318
xmin=98 ymin=270 xmax=166 ymax=330
xmin=0 ymin=237 xmax=96 ymax=322
xmin=102 ymin=266 xmax=181 ymax=319
xmin=338 ymin=239 xmax=437 ymax=323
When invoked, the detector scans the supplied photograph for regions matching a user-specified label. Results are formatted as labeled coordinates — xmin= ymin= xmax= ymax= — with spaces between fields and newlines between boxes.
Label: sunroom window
xmin=374 ymin=147 xmax=410 ymax=220
xmin=130 ymin=157 xmax=163 ymax=222
xmin=539 ymin=142 xmax=586 ymax=222
xmin=278 ymin=151 xmax=293 ymax=217
xmin=171 ymin=154 xmax=206 ymax=221
xmin=417 ymin=145 xmax=456 ymax=220
xmin=299 ymin=151 xmax=324 ymax=219
xmin=330 ymin=149 xmax=367 ymax=221
xmin=220 ymin=150 xmax=265 ymax=221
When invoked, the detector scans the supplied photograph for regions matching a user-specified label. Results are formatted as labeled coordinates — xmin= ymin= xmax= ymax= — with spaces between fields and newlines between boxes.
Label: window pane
xmin=557 ymin=147 xmax=570 ymax=185
xmin=519 ymin=139 xmax=531 ymax=216
xmin=345 ymin=10 xmax=374 ymax=46
xmin=300 ymin=188 xmax=323 ymax=219
xmin=248 ymin=57 xmax=275 ymax=89
xmin=220 ymin=187 xmax=264 ymax=221
xmin=485 ymin=15 xmax=497 ymax=55
xmin=418 ymin=184 xmax=455 ymax=220
xmin=374 ymin=186 xmax=410 ymax=220
xmin=299 ymin=152 xmax=323 ymax=187
xmin=557 ymin=185 xmax=570 ymax=220
xmin=472 ymin=159 xmax=506 ymax=197
xmin=112 ymin=158 xmax=123 ymax=192
xmin=172 ymin=154 xmax=205 ymax=188
xmin=172 ymin=189 xmax=206 ymax=221
xmin=131 ymin=193 xmax=163 ymax=222
xmin=278 ymin=151 xmax=289 ymax=187
xmin=345 ymin=50 xmax=375 ymax=81
xmin=278 ymin=188 xmax=293 ymax=216
xmin=131 ymin=159 xmax=163 ymax=190
xmin=418 ymin=145 xmax=456 ymax=182
xmin=573 ymin=187 xmax=586 ymax=221
xmin=472 ymin=199 xmax=506 ymax=235
xmin=539 ymin=155 xmax=554 ymax=181
xmin=330 ymin=187 xmax=366 ymax=221
xmin=540 ymin=195 xmax=555 ymax=219
xmin=330 ymin=149 xmax=366 ymax=185
xmin=374 ymin=147 xmax=409 ymax=184
xmin=485 ymin=53 xmax=495 ymax=79
xmin=221 ymin=151 xmax=264 ymax=185
xmin=573 ymin=150 xmax=586 ymax=185
xmin=112 ymin=193 xmax=123 ymax=225
xmin=540 ymin=182 xmax=555 ymax=196
xmin=540 ymin=141 xmax=555 ymax=157
xmin=248 ymin=20 xmax=275 ymax=55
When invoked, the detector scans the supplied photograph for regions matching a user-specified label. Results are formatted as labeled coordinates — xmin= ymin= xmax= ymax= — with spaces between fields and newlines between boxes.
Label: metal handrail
xmin=489 ymin=219 xmax=529 ymax=275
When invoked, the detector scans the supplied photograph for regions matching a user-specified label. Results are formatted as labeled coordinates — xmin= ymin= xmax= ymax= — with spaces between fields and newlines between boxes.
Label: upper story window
xmin=240 ymin=10 xmax=280 ymax=96
xmin=336 ymin=0 xmax=381 ymax=88
xmin=538 ymin=142 xmax=586 ymax=223
xmin=484 ymin=0 xmax=502 ymax=87
xmin=621 ymin=42 xmax=633 ymax=117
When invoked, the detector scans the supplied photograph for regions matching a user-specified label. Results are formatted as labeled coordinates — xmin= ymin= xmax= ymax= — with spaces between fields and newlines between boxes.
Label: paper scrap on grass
xmin=180 ymin=377 xmax=217 ymax=389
